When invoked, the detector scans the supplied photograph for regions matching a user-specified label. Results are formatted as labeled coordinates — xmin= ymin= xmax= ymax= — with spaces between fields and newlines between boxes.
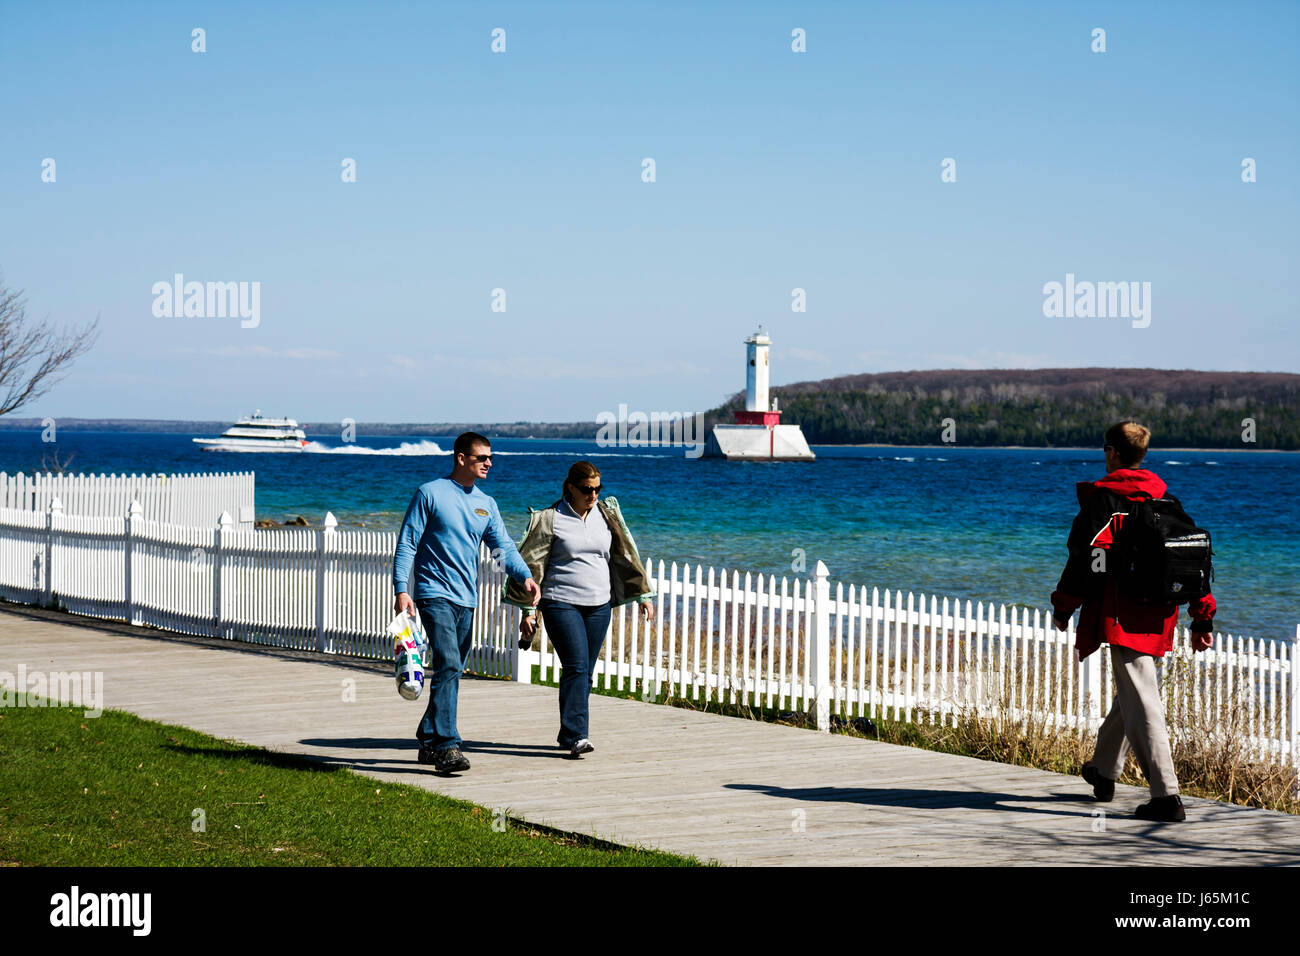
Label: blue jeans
xmin=540 ymin=598 xmax=612 ymax=747
xmin=415 ymin=597 xmax=476 ymax=752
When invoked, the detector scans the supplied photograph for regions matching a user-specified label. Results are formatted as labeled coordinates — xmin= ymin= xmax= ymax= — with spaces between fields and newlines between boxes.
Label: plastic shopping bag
xmin=390 ymin=611 xmax=429 ymax=701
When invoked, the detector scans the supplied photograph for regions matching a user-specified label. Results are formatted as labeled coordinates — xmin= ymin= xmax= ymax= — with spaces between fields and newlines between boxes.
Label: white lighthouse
xmin=745 ymin=328 xmax=770 ymax=413
xmin=703 ymin=327 xmax=815 ymax=461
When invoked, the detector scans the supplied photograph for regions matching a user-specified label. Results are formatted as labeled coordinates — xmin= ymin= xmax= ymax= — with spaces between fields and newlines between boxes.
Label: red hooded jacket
xmin=1050 ymin=468 xmax=1216 ymax=660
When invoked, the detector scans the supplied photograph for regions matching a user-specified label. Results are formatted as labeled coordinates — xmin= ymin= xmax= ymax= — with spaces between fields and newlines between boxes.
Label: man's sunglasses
xmin=467 ymin=453 xmax=494 ymax=463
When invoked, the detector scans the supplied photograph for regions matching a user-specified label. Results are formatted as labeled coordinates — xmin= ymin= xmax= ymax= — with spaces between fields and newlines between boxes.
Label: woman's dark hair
xmin=563 ymin=460 xmax=601 ymax=502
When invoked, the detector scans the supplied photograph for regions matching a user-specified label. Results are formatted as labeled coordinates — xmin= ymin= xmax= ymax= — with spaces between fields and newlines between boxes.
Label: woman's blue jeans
xmin=540 ymin=598 xmax=612 ymax=747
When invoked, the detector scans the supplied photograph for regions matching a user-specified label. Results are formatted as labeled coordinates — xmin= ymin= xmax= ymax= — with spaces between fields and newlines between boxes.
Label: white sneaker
xmin=570 ymin=738 xmax=595 ymax=757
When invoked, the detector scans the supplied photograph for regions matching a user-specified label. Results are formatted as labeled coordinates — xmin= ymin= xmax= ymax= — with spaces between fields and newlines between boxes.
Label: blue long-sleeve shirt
xmin=392 ymin=477 xmax=531 ymax=607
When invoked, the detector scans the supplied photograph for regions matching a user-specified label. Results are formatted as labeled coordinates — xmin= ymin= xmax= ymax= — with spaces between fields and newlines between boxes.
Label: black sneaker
xmin=419 ymin=746 xmax=470 ymax=773
xmin=1134 ymin=795 xmax=1186 ymax=822
xmin=1081 ymin=764 xmax=1115 ymax=802
xmin=569 ymin=738 xmax=594 ymax=757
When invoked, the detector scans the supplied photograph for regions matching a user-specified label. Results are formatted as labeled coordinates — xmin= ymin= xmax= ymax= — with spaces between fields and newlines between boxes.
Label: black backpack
xmin=1110 ymin=493 xmax=1214 ymax=606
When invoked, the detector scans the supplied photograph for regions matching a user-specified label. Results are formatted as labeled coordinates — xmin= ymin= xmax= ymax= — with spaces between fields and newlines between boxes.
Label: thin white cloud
xmin=925 ymin=348 xmax=1061 ymax=370
xmin=282 ymin=347 xmax=342 ymax=360
xmin=190 ymin=346 xmax=342 ymax=360
xmin=788 ymin=347 xmax=831 ymax=364
xmin=386 ymin=354 xmax=711 ymax=382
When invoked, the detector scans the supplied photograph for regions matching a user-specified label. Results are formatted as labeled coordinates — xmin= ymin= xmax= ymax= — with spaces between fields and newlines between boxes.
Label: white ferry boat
xmin=193 ymin=412 xmax=309 ymax=452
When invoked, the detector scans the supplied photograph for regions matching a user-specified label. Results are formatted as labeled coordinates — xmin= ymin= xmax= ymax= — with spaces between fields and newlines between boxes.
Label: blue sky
xmin=1 ymin=0 xmax=1296 ymax=423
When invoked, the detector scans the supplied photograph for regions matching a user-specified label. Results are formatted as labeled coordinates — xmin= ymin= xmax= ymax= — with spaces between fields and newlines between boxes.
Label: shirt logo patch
xmin=474 ymin=508 xmax=489 ymax=517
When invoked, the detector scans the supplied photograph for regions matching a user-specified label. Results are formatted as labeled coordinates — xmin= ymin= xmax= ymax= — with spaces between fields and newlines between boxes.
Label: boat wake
xmin=300 ymin=440 xmax=688 ymax=458
xmin=303 ymin=440 xmax=448 ymax=456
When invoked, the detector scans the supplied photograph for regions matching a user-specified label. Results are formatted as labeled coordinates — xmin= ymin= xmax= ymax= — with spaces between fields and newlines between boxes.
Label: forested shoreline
xmin=705 ymin=368 xmax=1300 ymax=449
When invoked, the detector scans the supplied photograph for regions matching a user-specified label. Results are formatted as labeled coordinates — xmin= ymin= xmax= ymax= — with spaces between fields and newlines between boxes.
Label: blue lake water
xmin=1 ymin=430 xmax=1295 ymax=640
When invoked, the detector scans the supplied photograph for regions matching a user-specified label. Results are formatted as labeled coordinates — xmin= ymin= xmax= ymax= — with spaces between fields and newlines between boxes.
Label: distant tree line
xmin=705 ymin=368 xmax=1300 ymax=448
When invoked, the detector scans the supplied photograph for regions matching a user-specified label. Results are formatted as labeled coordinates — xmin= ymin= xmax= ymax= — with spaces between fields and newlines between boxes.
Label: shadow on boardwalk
xmin=729 ymin=782 xmax=1092 ymax=816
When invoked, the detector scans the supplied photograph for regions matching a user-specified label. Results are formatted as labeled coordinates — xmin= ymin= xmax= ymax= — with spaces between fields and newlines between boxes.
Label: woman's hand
xmin=639 ymin=601 xmax=655 ymax=622
xmin=518 ymin=614 xmax=537 ymax=650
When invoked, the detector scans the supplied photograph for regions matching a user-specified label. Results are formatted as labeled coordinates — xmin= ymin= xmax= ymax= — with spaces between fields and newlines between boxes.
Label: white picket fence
xmin=0 ymin=471 xmax=255 ymax=528
xmin=0 ymin=499 xmax=1295 ymax=768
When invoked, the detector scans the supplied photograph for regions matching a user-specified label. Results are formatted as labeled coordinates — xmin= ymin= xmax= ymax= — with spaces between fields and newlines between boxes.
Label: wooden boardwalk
xmin=3 ymin=606 xmax=1298 ymax=866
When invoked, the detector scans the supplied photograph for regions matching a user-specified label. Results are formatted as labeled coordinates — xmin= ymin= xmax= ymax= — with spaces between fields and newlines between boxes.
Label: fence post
xmin=315 ymin=512 xmax=337 ymax=652
xmin=1079 ymin=621 xmax=1102 ymax=733
xmin=1291 ymin=625 xmax=1299 ymax=775
xmin=124 ymin=499 xmax=142 ymax=625
xmin=811 ymin=560 xmax=831 ymax=732
xmin=212 ymin=511 xmax=232 ymax=639
xmin=44 ymin=496 xmax=63 ymax=607
xmin=510 ymin=605 xmax=534 ymax=685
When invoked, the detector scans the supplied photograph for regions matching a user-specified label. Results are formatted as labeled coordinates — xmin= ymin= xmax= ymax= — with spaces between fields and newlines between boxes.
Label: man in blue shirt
xmin=393 ymin=432 xmax=539 ymax=773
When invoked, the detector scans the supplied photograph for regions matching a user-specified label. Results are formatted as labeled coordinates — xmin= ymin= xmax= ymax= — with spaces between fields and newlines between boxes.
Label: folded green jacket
xmin=501 ymin=496 xmax=655 ymax=615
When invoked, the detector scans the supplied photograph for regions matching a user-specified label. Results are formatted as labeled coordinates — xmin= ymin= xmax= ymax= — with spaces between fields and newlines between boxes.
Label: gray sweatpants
xmin=1091 ymin=644 xmax=1179 ymax=798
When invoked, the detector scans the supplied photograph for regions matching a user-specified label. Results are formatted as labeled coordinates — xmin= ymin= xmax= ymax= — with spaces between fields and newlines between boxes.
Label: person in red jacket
xmin=1051 ymin=420 xmax=1216 ymax=823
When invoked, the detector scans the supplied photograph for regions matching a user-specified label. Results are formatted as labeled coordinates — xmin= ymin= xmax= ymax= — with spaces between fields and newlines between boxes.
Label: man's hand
xmin=1051 ymin=613 xmax=1069 ymax=632
xmin=640 ymin=601 xmax=655 ymax=622
xmin=395 ymin=592 xmax=415 ymax=617
xmin=1190 ymin=615 xmax=1213 ymax=652
xmin=524 ymin=577 xmax=541 ymax=606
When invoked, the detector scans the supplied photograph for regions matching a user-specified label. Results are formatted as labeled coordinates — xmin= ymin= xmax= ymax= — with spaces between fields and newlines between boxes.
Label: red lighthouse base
xmin=733 ymin=410 xmax=782 ymax=426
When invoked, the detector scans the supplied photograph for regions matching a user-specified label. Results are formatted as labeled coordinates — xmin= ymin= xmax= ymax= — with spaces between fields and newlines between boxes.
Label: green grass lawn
xmin=0 ymin=694 xmax=700 ymax=866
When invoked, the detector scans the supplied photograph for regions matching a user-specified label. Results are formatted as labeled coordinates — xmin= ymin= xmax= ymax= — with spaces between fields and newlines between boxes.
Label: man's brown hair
xmin=1104 ymin=420 xmax=1150 ymax=468
xmin=453 ymin=431 xmax=491 ymax=458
